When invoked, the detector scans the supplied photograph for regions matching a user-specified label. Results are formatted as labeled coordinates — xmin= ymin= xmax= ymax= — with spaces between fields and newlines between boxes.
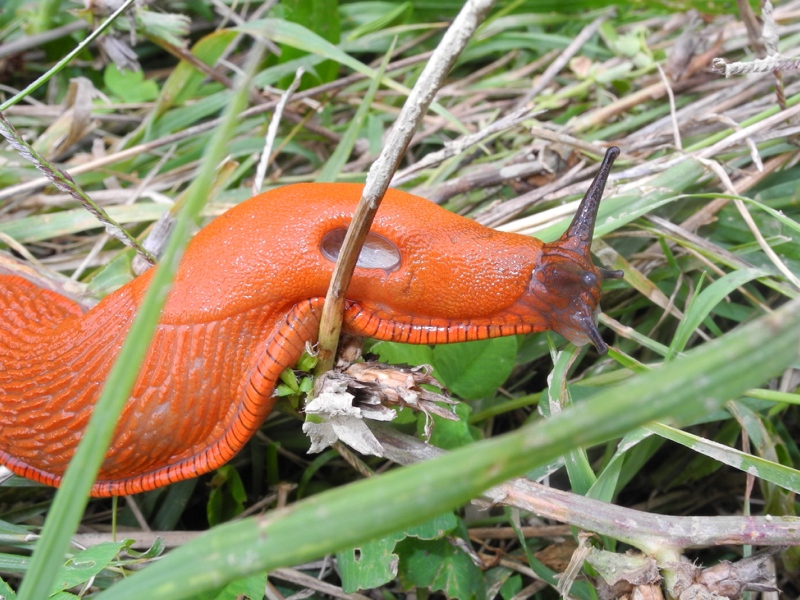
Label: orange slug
xmin=0 ymin=147 xmax=622 ymax=497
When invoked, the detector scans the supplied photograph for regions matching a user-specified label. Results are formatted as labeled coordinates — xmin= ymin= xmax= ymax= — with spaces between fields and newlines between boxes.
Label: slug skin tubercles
xmin=0 ymin=148 xmax=620 ymax=496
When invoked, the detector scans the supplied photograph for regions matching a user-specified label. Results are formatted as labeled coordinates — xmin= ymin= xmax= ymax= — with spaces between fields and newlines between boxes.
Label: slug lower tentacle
xmin=0 ymin=147 xmax=620 ymax=497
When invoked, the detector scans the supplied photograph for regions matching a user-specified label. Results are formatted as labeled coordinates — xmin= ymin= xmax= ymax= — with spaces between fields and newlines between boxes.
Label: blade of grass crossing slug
xmin=14 ymin=36 xmax=270 ymax=600
xmin=95 ymin=298 xmax=800 ymax=600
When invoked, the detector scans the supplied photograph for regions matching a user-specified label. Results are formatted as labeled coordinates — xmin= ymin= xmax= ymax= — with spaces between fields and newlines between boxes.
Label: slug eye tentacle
xmin=599 ymin=268 xmax=624 ymax=281
xmin=535 ymin=147 xmax=621 ymax=355
xmin=558 ymin=146 xmax=620 ymax=257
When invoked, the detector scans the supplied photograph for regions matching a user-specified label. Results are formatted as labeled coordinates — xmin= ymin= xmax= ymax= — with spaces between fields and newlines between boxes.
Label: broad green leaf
xmin=338 ymin=513 xmax=457 ymax=593
xmin=423 ymin=403 xmax=478 ymax=450
xmin=0 ymin=578 xmax=16 ymax=600
xmin=371 ymin=341 xmax=435 ymax=368
xmin=338 ymin=534 xmax=405 ymax=593
xmin=396 ymin=536 xmax=485 ymax=600
xmin=209 ymin=573 xmax=268 ymax=600
xmin=85 ymin=250 xmax=134 ymax=296
xmin=52 ymin=542 xmax=125 ymax=594
xmin=433 ymin=336 xmax=517 ymax=400
xmin=499 ymin=574 xmax=522 ymax=600
xmin=104 ymin=64 xmax=159 ymax=103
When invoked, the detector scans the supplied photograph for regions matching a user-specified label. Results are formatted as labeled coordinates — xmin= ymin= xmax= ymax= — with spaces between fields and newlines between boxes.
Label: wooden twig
xmin=314 ymin=0 xmax=498 ymax=374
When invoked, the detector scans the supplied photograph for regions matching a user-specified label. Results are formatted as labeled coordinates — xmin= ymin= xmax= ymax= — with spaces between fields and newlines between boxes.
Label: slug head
xmin=531 ymin=147 xmax=622 ymax=354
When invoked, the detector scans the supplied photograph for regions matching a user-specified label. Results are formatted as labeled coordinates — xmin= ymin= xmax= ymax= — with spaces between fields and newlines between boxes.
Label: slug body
xmin=0 ymin=149 xmax=621 ymax=497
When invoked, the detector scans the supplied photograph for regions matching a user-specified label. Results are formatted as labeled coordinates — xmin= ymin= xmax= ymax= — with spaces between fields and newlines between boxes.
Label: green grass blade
xmin=241 ymin=18 xmax=465 ymax=132
xmin=0 ymin=203 xmax=225 ymax=243
xmin=14 ymin=35 xmax=267 ymax=600
xmin=95 ymin=296 xmax=800 ymax=599
xmin=646 ymin=422 xmax=800 ymax=494
xmin=0 ymin=0 xmax=138 ymax=111
xmin=667 ymin=267 xmax=768 ymax=359
xmin=548 ymin=347 xmax=596 ymax=495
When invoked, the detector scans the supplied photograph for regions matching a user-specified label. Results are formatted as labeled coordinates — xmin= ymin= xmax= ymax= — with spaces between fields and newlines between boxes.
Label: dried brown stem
xmin=313 ymin=0 xmax=498 ymax=374
xmin=372 ymin=424 xmax=800 ymax=551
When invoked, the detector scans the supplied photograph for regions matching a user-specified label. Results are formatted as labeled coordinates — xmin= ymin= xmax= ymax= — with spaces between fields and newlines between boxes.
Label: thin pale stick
xmin=314 ymin=0 xmax=498 ymax=373
xmin=253 ymin=68 xmax=304 ymax=195
xmin=0 ymin=0 xmax=137 ymax=111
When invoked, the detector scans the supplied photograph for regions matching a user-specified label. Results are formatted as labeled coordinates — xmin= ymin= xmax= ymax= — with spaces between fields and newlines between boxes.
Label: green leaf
xmin=396 ymin=536 xmax=485 ymax=600
xmin=208 ymin=573 xmax=268 ymax=600
xmin=52 ymin=542 xmax=125 ymax=594
xmin=499 ymin=574 xmax=522 ymax=600
xmin=433 ymin=336 xmax=517 ymax=400
xmin=372 ymin=341 xmax=435 ymax=368
xmin=338 ymin=534 xmax=405 ymax=593
xmin=85 ymin=250 xmax=134 ymax=297
xmin=104 ymin=64 xmax=159 ymax=103
xmin=423 ymin=402 xmax=478 ymax=450
xmin=207 ymin=466 xmax=248 ymax=526
xmin=338 ymin=514 xmax=457 ymax=593
xmin=0 ymin=577 xmax=17 ymax=600
xmin=279 ymin=0 xmax=341 ymax=87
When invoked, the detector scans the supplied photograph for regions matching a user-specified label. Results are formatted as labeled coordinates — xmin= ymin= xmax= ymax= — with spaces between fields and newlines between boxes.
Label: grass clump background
xmin=0 ymin=0 xmax=799 ymax=598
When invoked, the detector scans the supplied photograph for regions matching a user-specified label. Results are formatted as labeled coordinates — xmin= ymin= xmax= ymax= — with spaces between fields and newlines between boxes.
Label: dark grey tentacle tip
xmin=599 ymin=268 xmax=624 ymax=280
xmin=577 ymin=314 xmax=609 ymax=355
xmin=562 ymin=146 xmax=620 ymax=248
